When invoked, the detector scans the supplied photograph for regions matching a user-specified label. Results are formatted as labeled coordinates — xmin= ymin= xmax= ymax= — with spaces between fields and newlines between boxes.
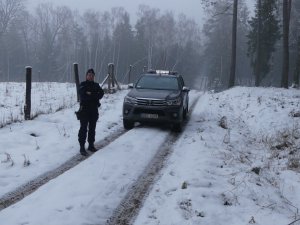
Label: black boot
xmin=88 ymin=144 xmax=97 ymax=152
xmin=80 ymin=145 xmax=88 ymax=156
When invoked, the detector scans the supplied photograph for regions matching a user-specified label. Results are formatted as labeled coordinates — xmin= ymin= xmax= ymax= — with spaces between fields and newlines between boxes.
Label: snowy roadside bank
xmin=134 ymin=87 xmax=300 ymax=225
xmin=0 ymin=89 xmax=128 ymax=197
xmin=0 ymin=86 xmax=299 ymax=225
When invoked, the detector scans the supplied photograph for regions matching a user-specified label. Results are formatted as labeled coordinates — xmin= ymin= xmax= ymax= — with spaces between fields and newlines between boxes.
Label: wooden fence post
xmin=24 ymin=66 xmax=32 ymax=120
xmin=100 ymin=63 xmax=120 ymax=92
xmin=108 ymin=63 xmax=115 ymax=88
xmin=108 ymin=64 xmax=112 ymax=91
xmin=128 ymin=65 xmax=132 ymax=84
xmin=73 ymin=63 xmax=80 ymax=102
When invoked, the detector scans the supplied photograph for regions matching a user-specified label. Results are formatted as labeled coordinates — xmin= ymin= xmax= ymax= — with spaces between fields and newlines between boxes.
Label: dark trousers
xmin=78 ymin=112 xmax=98 ymax=146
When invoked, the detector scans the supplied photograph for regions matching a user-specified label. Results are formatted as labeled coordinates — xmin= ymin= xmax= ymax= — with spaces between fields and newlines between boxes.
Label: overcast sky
xmin=26 ymin=0 xmax=255 ymax=26
xmin=26 ymin=0 xmax=204 ymax=25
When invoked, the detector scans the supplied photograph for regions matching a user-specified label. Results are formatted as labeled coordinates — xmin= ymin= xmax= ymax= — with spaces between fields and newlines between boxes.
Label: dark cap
xmin=86 ymin=68 xmax=95 ymax=75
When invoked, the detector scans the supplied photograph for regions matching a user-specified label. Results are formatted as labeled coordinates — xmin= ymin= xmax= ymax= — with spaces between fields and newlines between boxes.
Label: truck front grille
xmin=136 ymin=98 xmax=166 ymax=106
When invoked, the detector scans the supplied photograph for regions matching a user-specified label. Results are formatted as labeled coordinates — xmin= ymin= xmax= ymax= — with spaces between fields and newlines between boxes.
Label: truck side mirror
xmin=128 ymin=83 xmax=134 ymax=89
xmin=182 ymin=86 xmax=190 ymax=92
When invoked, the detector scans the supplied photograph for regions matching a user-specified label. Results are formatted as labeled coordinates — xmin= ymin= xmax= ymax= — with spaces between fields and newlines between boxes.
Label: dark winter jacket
xmin=79 ymin=80 xmax=104 ymax=112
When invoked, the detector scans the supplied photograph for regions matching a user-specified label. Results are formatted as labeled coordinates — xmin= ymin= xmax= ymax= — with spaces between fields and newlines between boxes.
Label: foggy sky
xmin=27 ymin=0 xmax=205 ymax=25
xmin=27 ymin=0 xmax=255 ymax=26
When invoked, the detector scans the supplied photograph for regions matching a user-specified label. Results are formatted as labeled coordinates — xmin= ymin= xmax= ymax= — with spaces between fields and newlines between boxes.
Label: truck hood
xmin=127 ymin=88 xmax=180 ymax=100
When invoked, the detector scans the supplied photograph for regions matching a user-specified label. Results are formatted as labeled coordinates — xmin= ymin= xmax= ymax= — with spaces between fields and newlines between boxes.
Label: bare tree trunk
xmin=147 ymin=39 xmax=153 ymax=70
xmin=94 ymin=34 xmax=101 ymax=71
xmin=288 ymin=0 xmax=292 ymax=22
xmin=7 ymin=54 xmax=10 ymax=82
xmin=255 ymin=0 xmax=262 ymax=86
xmin=115 ymin=38 xmax=121 ymax=80
xmin=281 ymin=0 xmax=291 ymax=88
xmin=228 ymin=0 xmax=238 ymax=88
xmin=0 ymin=0 xmax=23 ymax=39
xmin=293 ymin=37 xmax=300 ymax=88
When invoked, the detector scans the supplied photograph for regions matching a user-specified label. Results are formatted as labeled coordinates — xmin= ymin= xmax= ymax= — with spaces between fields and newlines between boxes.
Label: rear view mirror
xmin=128 ymin=83 xmax=134 ymax=89
xmin=182 ymin=86 xmax=190 ymax=92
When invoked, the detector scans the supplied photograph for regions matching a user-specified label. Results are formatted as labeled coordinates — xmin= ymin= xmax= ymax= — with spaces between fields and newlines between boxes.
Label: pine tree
xmin=228 ymin=0 xmax=238 ymax=88
xmin=247 ymin=0 xmax=280 ymax=86
xmin=291 ymin=0 xmax=300 ymax=87
xmin=201 ymin=0 xmax=249 ymax=90
xmin=281 ymin=0 xmax=292 ymax=88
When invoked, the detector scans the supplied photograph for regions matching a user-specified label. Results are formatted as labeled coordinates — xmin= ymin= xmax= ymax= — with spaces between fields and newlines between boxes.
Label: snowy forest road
xmin=2 ymin=86 xmax=299 ymax=225
xmin=107 ymin=95 xmax=201 ymax=225
xmin=0 ymin=92 xmax=201 ymax=225
xmin=0 ymin=127 xmax=127 ymax=211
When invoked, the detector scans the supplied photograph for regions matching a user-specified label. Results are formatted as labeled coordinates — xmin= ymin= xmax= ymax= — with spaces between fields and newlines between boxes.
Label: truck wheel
xmin=123 ymin=119 xmax=134 ymax=130
xmin=173 ymin=121 xmax=183 ymax=132
xmin=183 ymin=108 xmax=187 ymax=119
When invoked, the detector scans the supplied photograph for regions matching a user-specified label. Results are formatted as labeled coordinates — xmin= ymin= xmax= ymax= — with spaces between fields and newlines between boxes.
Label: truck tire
xmin=123 ymin=119 xmax=134 ymax=130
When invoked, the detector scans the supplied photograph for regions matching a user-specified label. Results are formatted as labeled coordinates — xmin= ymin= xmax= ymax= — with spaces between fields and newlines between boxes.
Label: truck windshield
xmin=136 ymin=76 xmax=179 ymax=90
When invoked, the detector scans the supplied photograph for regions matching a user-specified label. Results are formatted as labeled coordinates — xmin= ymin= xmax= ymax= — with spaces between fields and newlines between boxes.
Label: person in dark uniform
xmin=78 ymin=68 xmax=104 ymax=156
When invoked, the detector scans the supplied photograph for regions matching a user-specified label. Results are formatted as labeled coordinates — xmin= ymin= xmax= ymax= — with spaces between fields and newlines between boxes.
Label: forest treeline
xmin=0 ymin=1 xmax=202 ymax=86
xmin=202 ymin=0 xmax=299 ymax=90
xmin=0 ymin=0 xmax=299 ymax=89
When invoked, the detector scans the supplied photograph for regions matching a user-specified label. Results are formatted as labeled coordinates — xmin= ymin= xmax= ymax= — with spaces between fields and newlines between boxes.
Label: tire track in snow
xmin=0 ymin=127 xmax=127 ymax=211
xmin=106 ymin=94 xmax=202 ymax=225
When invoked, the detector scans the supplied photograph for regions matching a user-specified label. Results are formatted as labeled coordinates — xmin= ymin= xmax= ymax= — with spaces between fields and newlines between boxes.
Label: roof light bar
xmin=147 ymin=70 xmax=179 ymax=75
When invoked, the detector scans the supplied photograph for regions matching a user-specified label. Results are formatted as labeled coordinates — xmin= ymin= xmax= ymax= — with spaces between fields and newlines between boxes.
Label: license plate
xmin=141 ymin=113 xmax=159 ymax=119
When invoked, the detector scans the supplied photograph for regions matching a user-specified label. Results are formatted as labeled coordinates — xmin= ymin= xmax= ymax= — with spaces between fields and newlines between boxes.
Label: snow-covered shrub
xmin=1 ymin=152 xmax=14 ymax=167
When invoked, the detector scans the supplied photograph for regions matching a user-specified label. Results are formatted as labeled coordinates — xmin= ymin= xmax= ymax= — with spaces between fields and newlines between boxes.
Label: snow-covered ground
xmin=0 ymin=82 xmax=77 ymax=127
xmin=0 ymin=83 xmax=300 ymax=225
xmin=0 ymin=82 xmax=128 ymax=197
xmin=135 ymin=87 xmax=300 ymax=225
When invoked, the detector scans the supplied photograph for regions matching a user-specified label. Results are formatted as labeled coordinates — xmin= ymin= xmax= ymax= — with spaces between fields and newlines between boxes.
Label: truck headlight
xmin=124 ymin=96 xmax=137 ymax=105
xmin=167 ymin=97 xmax=182 ymax=106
